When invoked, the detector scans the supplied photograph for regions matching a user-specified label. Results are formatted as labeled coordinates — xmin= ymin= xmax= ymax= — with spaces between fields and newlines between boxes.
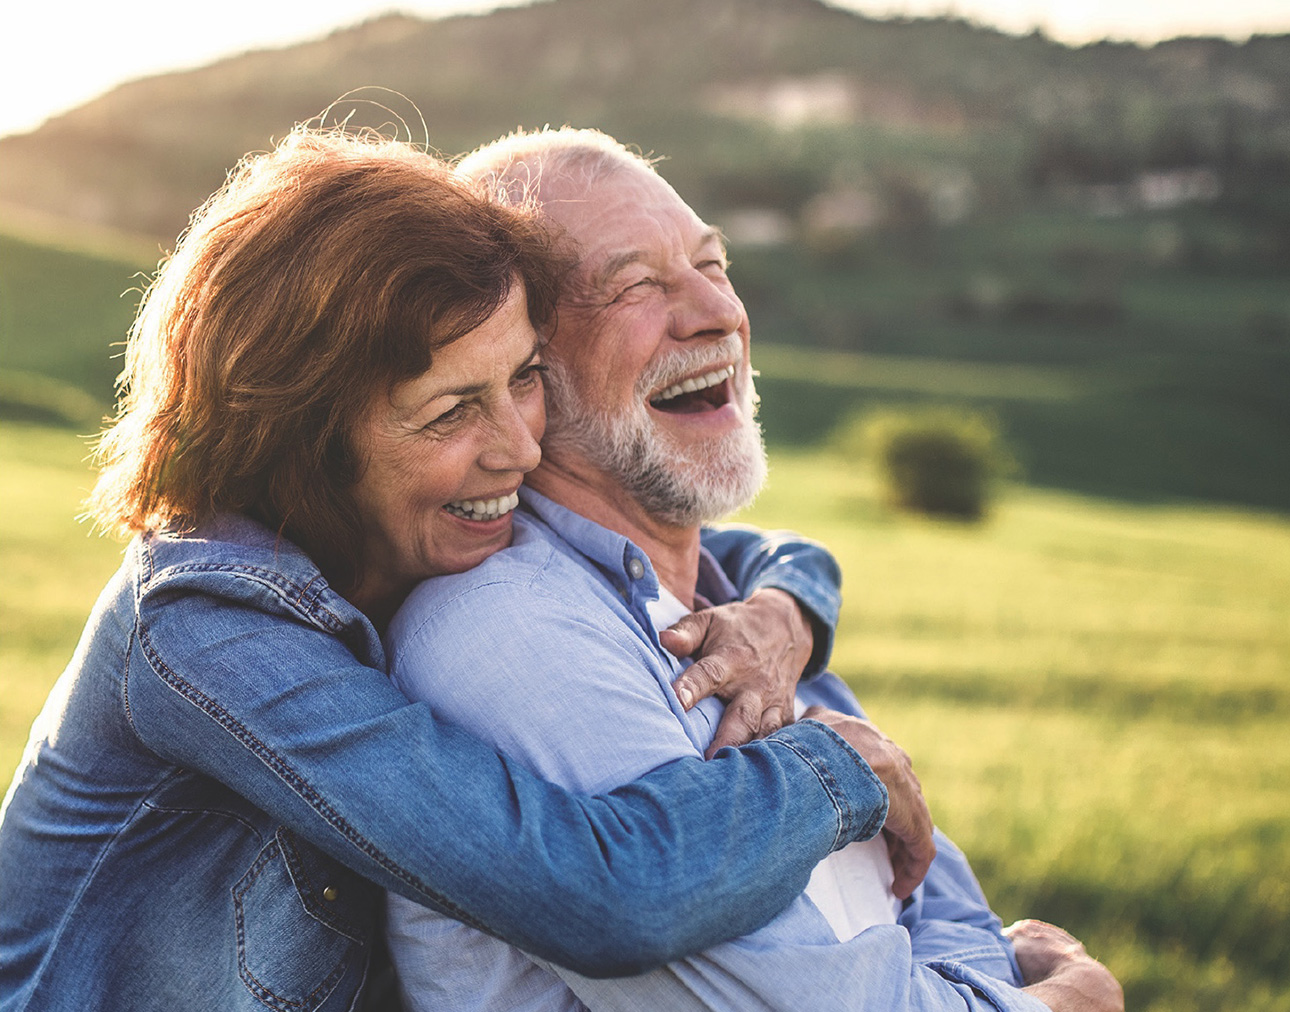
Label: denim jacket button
xmin=322 ymin=886 xmax=339 ymax=902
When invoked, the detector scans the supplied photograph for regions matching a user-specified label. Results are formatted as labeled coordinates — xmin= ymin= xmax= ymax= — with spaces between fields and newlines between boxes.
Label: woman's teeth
xmin=652 ymin=364 xmax=735 ymax=405
xmin=444 ymin=491 xmax=520 ymax=521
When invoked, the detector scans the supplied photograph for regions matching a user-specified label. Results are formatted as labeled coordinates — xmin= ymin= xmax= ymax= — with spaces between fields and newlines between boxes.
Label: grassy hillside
xmin=743 ymin=451 xmax=1290 ymax=1011
xmin=3 ymin=420 xmax=1286 ymax=1010
xmin=0 ymin=230 xmax=150 ymax=420
xmin=4 ymin=215 xmax=1288 ymax=510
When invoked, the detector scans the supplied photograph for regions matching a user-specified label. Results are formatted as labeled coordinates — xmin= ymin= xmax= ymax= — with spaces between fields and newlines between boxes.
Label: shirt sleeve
xmin=799 ymin=677 xmax=1025 ymax=985
xmin=384 ymin=575 xmax=1044 ymax=1012
xmin=126 ymin=569 xmax=883 ymax=978
xmin=700 ymin=524 xmax=842 ymax=676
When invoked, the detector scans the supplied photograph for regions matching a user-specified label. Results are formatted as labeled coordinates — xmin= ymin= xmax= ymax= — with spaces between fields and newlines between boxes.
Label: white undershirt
xmin=648 ymin=586 xmax=901 ymax=941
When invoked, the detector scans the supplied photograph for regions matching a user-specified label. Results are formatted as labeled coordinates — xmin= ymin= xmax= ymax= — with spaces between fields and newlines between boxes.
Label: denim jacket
xmin=0 ymin=513 xmax=883 ymax=1012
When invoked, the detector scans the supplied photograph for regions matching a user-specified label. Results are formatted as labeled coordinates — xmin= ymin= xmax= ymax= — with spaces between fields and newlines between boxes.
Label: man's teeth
xmin=653 ymin=365 xmax=735 ymax=404
xmin=444 ymin=492 xmax=520 ymax=520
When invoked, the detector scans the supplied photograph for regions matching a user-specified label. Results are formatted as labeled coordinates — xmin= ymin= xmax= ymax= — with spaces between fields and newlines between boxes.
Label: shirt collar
xmin=520 ymin=487 xmax=659 ymax=602
xmin=520 ymin=487 xmax=737 ymax=612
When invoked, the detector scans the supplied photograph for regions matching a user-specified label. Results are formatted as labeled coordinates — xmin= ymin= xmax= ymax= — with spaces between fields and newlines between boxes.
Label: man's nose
xmin=669 ymin=269 xmax=745 ymax=341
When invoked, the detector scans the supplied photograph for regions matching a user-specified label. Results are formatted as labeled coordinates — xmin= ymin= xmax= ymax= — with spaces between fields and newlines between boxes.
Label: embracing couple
xmin=0 ymin=125 xmax=1120 ymax=1012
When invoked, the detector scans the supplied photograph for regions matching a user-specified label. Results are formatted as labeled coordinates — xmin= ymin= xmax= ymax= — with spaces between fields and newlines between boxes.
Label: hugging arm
xmin=699 ymin=524 xmax=841 ymax=676
xmin=127 ymin=571 xmax=884 ymax=978
xmin=384 ymin=572 xmax=1046 ymax=1012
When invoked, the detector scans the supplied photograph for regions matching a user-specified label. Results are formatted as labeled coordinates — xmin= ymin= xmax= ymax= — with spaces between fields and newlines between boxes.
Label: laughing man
xmin=383 ymin=128 xmax=1122 ymax=1012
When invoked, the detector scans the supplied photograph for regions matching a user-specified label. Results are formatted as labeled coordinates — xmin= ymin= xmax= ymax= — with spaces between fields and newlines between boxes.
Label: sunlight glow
xmin=1 ymin=0 xmax=1286 ymax=140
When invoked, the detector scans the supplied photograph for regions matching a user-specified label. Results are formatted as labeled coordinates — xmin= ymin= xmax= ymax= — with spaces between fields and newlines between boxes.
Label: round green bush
xmin=836 ymin=407 xmax=1014 ymax=521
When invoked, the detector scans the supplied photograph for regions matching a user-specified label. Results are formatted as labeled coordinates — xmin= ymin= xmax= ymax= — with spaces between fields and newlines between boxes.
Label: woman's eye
xmin=514 ymin=363 xmax=548 ymax=388
xmin=423 ymin=404 xmax=466 ymax=431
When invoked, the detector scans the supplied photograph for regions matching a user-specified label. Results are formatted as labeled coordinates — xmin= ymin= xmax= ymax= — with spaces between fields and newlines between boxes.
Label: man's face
xmin=538 ymin=166 xmax=766 ymax=526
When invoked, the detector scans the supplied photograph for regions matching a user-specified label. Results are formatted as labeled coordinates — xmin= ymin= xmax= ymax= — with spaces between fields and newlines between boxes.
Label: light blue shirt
xmin=385 ymin=491 xmax=1043 ymax=1012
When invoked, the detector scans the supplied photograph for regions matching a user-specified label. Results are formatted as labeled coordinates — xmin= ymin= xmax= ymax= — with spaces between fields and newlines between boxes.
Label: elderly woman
xmin=0 ymin=129 xmax=923 ymax=1012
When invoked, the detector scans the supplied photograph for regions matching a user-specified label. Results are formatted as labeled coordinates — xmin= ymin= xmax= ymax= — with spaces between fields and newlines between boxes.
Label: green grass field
xmin=2 ymin=420 xmax=1286 ymax=1009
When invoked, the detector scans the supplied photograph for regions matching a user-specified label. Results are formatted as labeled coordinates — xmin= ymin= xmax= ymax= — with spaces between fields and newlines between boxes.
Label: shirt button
xmin=627 ymin=558 xmax=646 ymax=580
xmin=322 ymin=886 xmax=339 ymax=902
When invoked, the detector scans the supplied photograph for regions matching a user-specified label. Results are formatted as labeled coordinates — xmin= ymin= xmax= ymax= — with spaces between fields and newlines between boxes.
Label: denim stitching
xmin=150 ymin=563 xmax=348 ymax=632
xmin=276 ymin=830 xmax=364 ymax=941
xmin=137 ymin=623 xmax=486 ymax=931
xmin=234 ymin=839 xmax=349 ymax=1011
xmin=769 ymin=729 xmax=888 ymax=850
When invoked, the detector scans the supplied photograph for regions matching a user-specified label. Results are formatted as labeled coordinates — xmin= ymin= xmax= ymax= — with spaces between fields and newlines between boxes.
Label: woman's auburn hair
xmin=88 ymin=127 xmax=569 ymax=593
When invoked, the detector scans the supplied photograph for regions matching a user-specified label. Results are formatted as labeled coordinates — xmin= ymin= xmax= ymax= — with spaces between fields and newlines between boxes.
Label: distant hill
xmin=2 ymin=0 xmax=1288 ymax=509
xmin=1 ymin=0 xmax=1287 ymax=241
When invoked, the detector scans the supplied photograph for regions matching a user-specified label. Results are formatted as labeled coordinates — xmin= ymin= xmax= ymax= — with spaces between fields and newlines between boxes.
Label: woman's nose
xmin=480 ymin=397 xmax=543 ymax=474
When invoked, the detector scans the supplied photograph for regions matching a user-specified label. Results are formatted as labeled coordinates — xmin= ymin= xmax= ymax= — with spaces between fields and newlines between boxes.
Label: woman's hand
xmin=1005 ymin=920 xmax=1124 ymax=1012
xmin=799 ymin=706 xmax=936 ymax=899
xmin=662 ymin=588 xmax=814 ymax=757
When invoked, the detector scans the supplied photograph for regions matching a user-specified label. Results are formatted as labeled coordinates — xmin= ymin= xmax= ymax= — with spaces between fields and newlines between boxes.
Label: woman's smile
xmin=350 ymin=285 xmax=546 ymax=611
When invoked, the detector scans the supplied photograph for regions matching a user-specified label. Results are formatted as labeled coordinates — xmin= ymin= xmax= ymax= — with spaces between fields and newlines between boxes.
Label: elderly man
xmin=384 ymin=129 xmax=1122 ymax=1012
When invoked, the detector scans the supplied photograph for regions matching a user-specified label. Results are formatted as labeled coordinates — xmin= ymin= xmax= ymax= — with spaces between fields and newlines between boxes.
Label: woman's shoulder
xmin=138 ymin=513 xmax=366 ymax=636
xmin=143 ymin=513 xmax=312 ymax=576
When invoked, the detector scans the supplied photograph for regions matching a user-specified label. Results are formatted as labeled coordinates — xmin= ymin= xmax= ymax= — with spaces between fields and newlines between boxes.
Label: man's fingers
xmin=660 ymin=610 xmax=713 ymax=661
xmin=759 ymin=704 xmax=787 ymax=736
xmin=705 ymin=693 xmax=764 ymax=757
xmin=672 ymin=656 xmax=729 ymax=711
xmin=800 ymin=705 xmax=936 ymax=895
xmin=884 ymin=825 xmax=936 ymax=900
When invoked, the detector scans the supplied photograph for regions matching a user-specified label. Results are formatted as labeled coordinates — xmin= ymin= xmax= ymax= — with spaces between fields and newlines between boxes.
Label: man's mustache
xmin=635 ymin=334 xmax=745 ymax=398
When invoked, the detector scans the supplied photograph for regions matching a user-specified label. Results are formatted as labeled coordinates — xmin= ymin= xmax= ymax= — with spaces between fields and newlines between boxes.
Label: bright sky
xmin=2 ymin=0 xmax=1288 ymax=140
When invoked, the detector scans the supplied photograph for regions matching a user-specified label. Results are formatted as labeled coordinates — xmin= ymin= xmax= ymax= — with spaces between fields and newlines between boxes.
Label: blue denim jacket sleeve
xmin=126 ymin=554 xmax=885 ymax=978
xmin=700 ymin=524 xmax=842 ymax=676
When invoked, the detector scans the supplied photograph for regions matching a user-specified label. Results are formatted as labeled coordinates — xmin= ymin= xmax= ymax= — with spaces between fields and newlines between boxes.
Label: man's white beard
xmin=542 ymin=339 xmax=768 ymax=528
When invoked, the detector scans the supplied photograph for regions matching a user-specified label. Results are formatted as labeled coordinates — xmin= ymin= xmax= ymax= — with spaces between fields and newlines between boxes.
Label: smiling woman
xmin=0 ymin=126 xmax=899 ymax=1012
xmin=351 ymin=285 xmax=548 ymax=621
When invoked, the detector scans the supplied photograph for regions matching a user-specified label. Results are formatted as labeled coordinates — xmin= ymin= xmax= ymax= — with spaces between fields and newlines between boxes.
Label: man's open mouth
xmin=648 ymin=365 xmax=735 ymax=414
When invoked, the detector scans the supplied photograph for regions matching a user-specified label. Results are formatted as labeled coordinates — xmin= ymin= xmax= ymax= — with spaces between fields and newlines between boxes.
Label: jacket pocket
xmin=234 ymin=827 xmax=373 ymax=1011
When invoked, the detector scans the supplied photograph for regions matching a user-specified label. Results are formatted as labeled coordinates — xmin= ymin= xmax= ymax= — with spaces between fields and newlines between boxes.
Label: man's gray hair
xmin=455 ymin=127 xmax=660 ymax=206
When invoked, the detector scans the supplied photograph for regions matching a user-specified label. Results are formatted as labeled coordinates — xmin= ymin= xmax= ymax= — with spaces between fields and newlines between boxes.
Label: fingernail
xmin=676 ymin=686 xmax=693 ymax=709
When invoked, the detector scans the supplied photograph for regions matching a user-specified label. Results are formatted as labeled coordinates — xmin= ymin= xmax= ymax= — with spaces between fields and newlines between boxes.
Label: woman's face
xmin=351 ymin=285 xmax=546 ymax=607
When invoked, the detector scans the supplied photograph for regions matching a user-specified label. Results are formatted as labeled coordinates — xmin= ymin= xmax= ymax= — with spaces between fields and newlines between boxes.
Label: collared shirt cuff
xmin=767 ymin=718 xmax=888 ymax=851
xmin=922 ymin=962 xmax=1053 ymax=1012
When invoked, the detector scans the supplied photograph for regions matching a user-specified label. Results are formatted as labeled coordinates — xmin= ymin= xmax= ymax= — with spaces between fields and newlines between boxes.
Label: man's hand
xmin=1004 ymin=920 xmax=1124 ymax=1012
xmin=663 ymin=588 xmax=813 ymax=757
xmin=799 ymin=705 xmax=935 ymax=899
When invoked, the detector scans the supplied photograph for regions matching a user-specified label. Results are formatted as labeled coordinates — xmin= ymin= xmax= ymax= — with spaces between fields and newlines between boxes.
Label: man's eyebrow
xmin=584 ymin=228 xmax=728 ymax=294
xmin=700 ymin=226 xmax=728 ymax=251
xmin=585 ymin=250 xmax=646 ymax=295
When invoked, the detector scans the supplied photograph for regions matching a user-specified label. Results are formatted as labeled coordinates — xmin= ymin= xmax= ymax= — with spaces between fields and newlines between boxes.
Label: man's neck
xmin=526 ymin=458 xmax=701 ymax=606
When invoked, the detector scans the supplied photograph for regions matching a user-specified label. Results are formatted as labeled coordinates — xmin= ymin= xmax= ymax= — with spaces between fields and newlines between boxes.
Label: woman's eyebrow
xmin=395 ymin=339 xmax=543 ymax=417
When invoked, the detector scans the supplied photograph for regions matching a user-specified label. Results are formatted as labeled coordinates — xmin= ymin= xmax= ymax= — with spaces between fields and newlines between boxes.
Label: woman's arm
xmin=127 ymin=578 xmax=885 ymax=978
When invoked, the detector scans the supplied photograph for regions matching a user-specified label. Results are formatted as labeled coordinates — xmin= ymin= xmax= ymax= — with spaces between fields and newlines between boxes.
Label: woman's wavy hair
xmin=88 ymin=127 xmax=568 ymax=593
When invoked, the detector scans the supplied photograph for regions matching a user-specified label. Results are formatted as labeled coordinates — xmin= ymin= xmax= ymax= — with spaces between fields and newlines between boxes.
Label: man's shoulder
xmin=387 ymin=509 xmax=614 ymax=649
